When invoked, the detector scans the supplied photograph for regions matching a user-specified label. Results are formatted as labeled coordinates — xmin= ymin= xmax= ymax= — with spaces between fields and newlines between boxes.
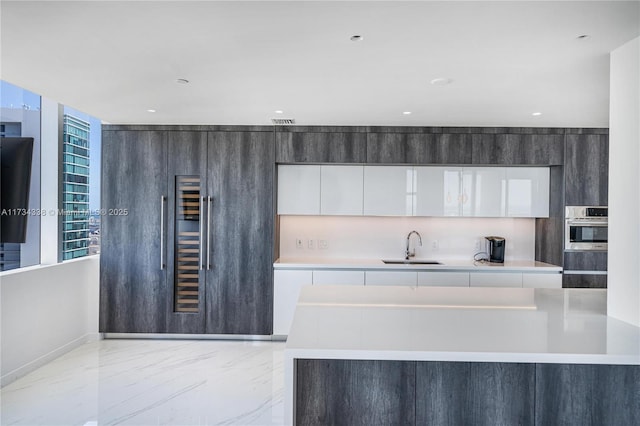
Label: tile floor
xmin=1 ymin=339 xmax=285 ymax=425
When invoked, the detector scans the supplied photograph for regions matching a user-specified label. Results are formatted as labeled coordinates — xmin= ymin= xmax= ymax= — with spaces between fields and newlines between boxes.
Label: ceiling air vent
xmin=271 ymin=118 xmax=296 ymax=125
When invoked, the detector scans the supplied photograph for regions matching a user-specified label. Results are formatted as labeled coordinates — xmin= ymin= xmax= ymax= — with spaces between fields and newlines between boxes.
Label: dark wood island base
xmin=295 ymin=359 xmax=640 ymax=426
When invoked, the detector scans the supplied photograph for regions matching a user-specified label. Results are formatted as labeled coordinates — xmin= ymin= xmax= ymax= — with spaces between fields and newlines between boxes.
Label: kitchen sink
xmin=382 ymin=259 xmax=442 ymax=265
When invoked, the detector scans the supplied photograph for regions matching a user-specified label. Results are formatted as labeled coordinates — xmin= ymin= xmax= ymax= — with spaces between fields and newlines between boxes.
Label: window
xmin=61 ymin=107 xmax=101 ymax=260
xmin=0 ymin=80 xmax=102 ymax=271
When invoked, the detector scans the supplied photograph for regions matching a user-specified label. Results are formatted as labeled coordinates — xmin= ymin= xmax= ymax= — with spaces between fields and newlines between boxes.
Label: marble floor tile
xmin=1 ymin=339 xmax=285 ymax=425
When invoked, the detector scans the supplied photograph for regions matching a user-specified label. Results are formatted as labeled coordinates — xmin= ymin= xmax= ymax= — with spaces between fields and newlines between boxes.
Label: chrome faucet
xmin=405 ymin=230 xmax=423 ymax=260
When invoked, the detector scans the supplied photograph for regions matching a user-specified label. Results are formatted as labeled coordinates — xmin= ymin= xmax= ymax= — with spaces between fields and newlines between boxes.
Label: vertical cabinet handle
xmin=160 ymin=195 xmax=166 ymax=270
xmin=200 ymin=196 xmax=205 ymax=270
xmin=207 ymin=196 xmax=212 ymax=270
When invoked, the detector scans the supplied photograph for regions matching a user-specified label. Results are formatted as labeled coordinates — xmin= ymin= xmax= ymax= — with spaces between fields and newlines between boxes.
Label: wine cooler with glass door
xmin=174 ymin=176 xmax=202 ymax=313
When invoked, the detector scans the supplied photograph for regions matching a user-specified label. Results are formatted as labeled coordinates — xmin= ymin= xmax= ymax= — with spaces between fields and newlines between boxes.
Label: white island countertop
xmin=285 ymin=286 xmax=639 ymax=365
xmin=274 ymin=257 xmax=562 ymax=272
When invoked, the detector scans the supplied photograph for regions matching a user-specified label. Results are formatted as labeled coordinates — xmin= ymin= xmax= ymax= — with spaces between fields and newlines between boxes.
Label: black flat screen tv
xmin=1 ymin=137 xmax=34 ymax=243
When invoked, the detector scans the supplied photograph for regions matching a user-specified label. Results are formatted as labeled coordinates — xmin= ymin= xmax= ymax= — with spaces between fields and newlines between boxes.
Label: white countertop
xmin=274 ymin=257 xmax=562 ymax=272
xmin=285 ymin=285 xmax=640 ymax=365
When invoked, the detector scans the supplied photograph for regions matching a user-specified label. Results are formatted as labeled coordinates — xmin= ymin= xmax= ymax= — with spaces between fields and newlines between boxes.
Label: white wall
xmin=280 ymin=216 xmax=535 ymax=261
xmin=608 ymin=37 xmax=640 ymax=327
xmin=0 ymin=255 xmax=100 ymax=386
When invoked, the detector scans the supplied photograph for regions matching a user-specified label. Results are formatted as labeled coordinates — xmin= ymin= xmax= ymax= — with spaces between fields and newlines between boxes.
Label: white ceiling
xmin=1 ymin=1 xmax=638 ymax=127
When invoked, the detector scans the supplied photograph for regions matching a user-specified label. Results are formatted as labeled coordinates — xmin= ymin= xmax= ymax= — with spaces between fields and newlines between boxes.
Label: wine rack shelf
xmin=175 ymin=176 xmax=201 ymax=313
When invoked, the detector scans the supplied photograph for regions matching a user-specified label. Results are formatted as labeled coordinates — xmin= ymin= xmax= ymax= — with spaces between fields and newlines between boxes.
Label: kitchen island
xmin=284 ymin=285 xmax=640 ymax=425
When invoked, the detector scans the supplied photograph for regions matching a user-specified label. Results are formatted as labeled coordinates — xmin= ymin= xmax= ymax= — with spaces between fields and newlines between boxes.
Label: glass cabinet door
xmin=174 ymin=176 xmax=201 ymax=313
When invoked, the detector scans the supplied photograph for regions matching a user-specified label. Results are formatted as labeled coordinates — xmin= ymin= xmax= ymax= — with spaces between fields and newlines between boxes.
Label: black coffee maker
xmin=485 ymin=236 xmax=505 ymax=263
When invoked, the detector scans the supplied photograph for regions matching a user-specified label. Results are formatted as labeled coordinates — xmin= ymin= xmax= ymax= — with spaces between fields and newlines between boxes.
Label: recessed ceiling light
xmin=403 ymin=111 xmax=412 ymax=115
xmin=430 ymin=78 xmax=453 ymax=86
xmin=147 ymin=109 xmax=156 ymax=113
xmin=532 ymin=112 xmax=542 ymax=116
xmin=275 ymin=110 xmax=284 ymax=114
xmin=576 ymin=35 xmax=591 ymax=40
xmin=176 ymin=78 xmax=190 ymax=84
xmin=350 ymin=35 xmax=363 ymax=42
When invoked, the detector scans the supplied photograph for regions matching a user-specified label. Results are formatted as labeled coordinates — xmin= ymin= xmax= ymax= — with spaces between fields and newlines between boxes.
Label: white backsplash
xmin=279 ymin=216 xmax=535 ymax=261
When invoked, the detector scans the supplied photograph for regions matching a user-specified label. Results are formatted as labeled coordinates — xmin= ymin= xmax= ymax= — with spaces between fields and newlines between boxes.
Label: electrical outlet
xmin=308 ymin=239 xmax=315 ymax=249
xmin=319 ymin=239 xmax=328 ymax=249
xmin=296 ymin=238 xmax=303 ymax=249
xmin=474 ymin=239 xmax=482 ymax=252
xmin=431 ymin=240 xmax=439 ymax=250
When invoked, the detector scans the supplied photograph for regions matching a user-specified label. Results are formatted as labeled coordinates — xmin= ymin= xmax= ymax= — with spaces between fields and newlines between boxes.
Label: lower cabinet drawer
xmin=523 ymin=273 xmax=562 ymax=288
xmin=470 ymin=272 xmax=523 ymax=288
xmin=418 ymin=272 xmax=470 ymax=287
xmin=562 ymin=273 xmax=607 ymax=288
xmin=365 ymin=271 xmax=418 ymax=286
xmin=313 ymin=270 xmax=365 ymax=286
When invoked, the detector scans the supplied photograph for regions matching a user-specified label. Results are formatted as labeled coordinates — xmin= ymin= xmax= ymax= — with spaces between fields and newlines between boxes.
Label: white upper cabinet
xmin=320 ymin=165 xmax=364 ymax=215
xmin=363 ymin=166 xmax=414 ymax=216
xmin=414 ymin=167 xmax=463 ymax=216
xmin=277 ymin=165 xmax=321 ymax=215
xmin=505 ymin=167 xmax=550 ymax=218
xmin=461 ymin=167 xmax=506 ymax=217
xmin=278 ymin=165 xmax=550 ymax=218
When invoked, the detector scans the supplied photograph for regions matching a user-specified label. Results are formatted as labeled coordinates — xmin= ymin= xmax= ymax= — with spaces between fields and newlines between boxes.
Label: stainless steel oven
xmin=565 ymin=206 xmax=608 ymax=251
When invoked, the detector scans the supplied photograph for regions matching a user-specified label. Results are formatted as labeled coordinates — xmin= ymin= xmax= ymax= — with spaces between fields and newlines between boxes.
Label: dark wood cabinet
xmin=100 ymin=127 xmax=274 ymax=335
xmin=416 ymin=362 xmax=535 ymax=426
xmin=473 ymin=133 xmax=565 ymax=165
xmin=365 ymin=129 xmax=564 ymax=165
xmin=276 ymin=130 xmax=366 ymax=163
xmin=560 ymin=132 xmax=609 ymax=280
xmin=535 ymin=364 xmax=640 ymax=426
xmin=563 ymin=252 xmax=608 ymax=271
xmin=562 ymin=274 xmax=607 ymax=288
xmin=206 ymin=131 xmax=274 ymax=335
xmin=563 ymin=248 xmax=608 ymax=288
xmin=564 ymin=134 xmax=608 ymax=206
xmin=100 ymin=130 xmax=168 ymax=333
xmin=295 ymin=359 xmax=416 ymax=426
xmin=366 ymin=132 xmax=472 ymax=164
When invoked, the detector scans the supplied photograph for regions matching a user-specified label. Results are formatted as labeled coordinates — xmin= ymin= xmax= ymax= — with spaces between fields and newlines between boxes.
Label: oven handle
xmin=566 ymin=220 xmax=608 ymax=226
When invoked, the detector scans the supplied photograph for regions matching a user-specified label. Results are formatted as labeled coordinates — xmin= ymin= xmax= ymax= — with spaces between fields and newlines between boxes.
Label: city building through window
xmin=62 ymin=107 xmax=101 ymax=260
